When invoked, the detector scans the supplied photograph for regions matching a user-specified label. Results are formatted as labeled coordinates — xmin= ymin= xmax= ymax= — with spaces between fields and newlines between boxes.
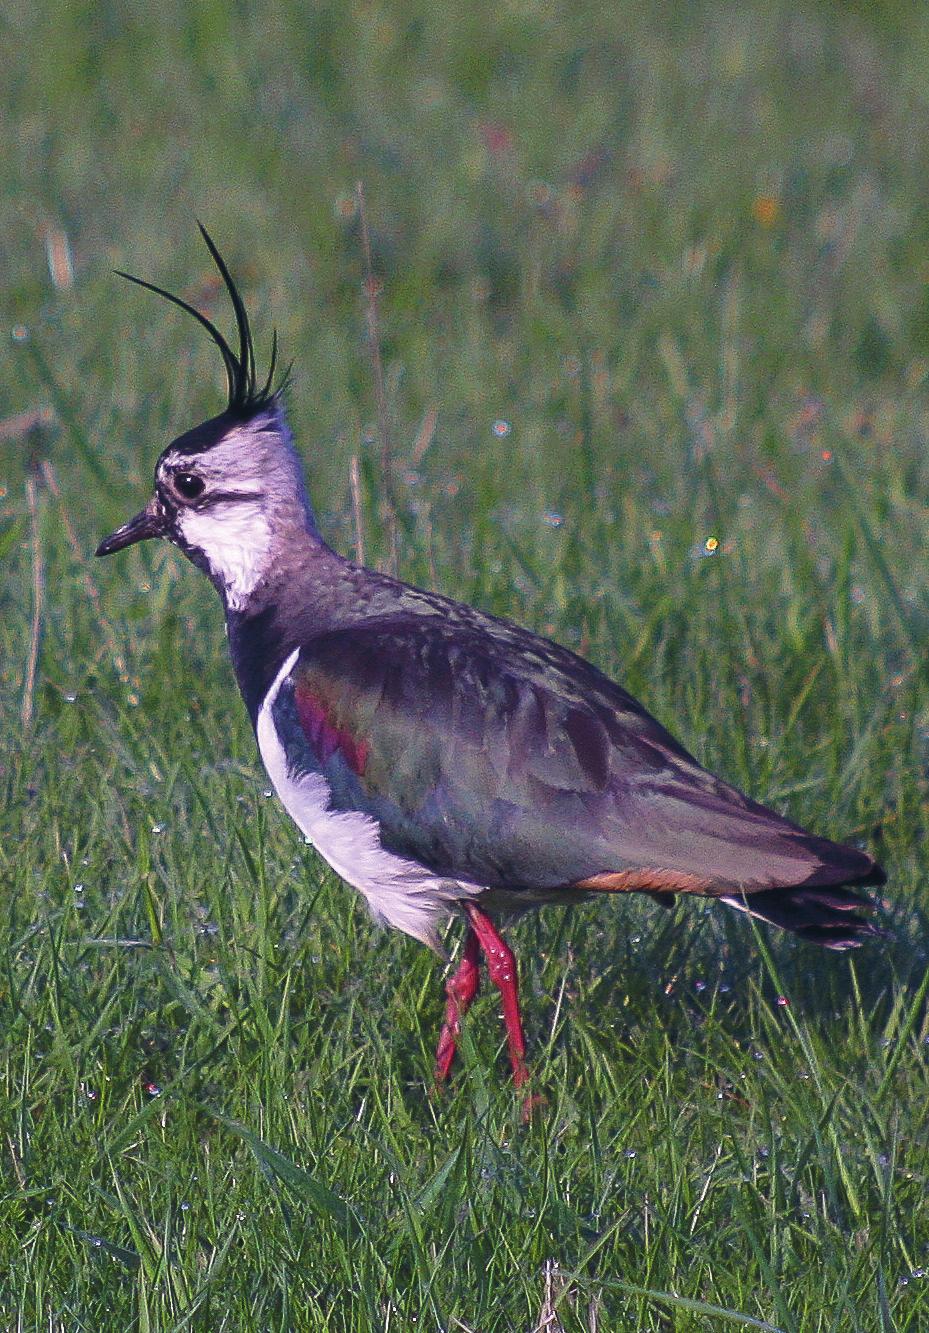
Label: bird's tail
xmin=720 ymin=879 xmax=887 ymax=950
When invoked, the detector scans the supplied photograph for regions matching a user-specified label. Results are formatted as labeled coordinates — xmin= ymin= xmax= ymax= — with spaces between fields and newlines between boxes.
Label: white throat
xmin=177 ymin=502 xmax=272 ymax=609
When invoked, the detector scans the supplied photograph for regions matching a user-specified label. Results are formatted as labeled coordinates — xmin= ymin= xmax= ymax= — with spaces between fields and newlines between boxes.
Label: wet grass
xmin=3 ymin=0 xmax=929 ymax=1328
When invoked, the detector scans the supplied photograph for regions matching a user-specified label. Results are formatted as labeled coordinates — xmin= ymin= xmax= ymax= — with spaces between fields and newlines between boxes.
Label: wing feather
xmin=270 ymin=617 xmax=880 ymax=897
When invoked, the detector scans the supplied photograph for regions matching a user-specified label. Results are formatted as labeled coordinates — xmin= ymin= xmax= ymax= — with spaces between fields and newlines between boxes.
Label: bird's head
xmin=96 ymin=226 xmax=316 ymax=610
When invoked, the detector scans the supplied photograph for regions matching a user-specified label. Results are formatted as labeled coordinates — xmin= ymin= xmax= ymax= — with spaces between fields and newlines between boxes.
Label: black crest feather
xmin=115 ymin=223 xmax=285 ymax=418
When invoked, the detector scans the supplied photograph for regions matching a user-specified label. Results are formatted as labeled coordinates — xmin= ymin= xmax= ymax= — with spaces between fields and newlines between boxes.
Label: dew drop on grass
xmin=542 ymin=510 xmax=564 ymax=528
xmin=64 ymin=692 xmax=77 ymax=703
xmin=694 ymin=980 xmax=707 ymax=993
xmin=623 ymin=1148 xmax=637 ymax=1159
xmin=776 ymin=995 xmax=790 ymax=1007
xmin=145 ymin=1082 xmax=161 ymax=1097
xmin=262 ymin=789 xmax=273 ymax=798
xmin=492 ymin=419 xmax=511 ymax=437
xmin=180 ymin=1202 xmax=190 ymax=1212
xmin=151 ymin=824 xmax=165 ymax=835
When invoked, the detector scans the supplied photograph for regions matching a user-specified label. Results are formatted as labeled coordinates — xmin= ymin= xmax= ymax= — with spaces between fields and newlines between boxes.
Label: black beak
xmin=95 ymin=500 xmax=165 ymax=556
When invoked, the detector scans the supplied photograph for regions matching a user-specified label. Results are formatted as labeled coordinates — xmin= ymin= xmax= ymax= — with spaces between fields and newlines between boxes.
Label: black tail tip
xmin=723 ymin=881 xmax=891 ymax=950
xmin=856 ymin=860 xmax=887 ymax=889
xmin=792 ymin=917 xmax=892 ymax=951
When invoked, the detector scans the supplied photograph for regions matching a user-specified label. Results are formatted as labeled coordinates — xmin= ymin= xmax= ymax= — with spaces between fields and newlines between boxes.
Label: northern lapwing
xmin=97 ymin=227 xmax=887 ymax=1091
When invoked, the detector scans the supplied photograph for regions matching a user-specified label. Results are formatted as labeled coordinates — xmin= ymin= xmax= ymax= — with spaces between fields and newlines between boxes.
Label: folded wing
xmin=266 ymin=616 xmax=883 ymax=920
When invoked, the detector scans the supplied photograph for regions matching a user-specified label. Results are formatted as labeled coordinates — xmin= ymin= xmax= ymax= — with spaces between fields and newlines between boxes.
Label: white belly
xmin=255 ymin=649 xmax=478 ymax=952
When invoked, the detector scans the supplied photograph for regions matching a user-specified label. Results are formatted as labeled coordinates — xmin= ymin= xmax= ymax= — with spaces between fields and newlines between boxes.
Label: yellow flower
xmin=752 ymin=194 xmax=781 ymax=227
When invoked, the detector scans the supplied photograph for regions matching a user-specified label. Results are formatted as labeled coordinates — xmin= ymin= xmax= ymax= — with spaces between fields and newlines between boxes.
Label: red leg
xmin=464 ymin=902 xmax=530 ymax=1088
xmin=434 ymin=929 xmax=481 ymax=1083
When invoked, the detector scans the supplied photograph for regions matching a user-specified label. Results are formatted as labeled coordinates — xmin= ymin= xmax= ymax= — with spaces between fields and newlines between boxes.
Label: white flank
xmin=256 ymin=649 xmax=477 ymax=951
xmin=177 ymin=503 xmax=272 ymax=610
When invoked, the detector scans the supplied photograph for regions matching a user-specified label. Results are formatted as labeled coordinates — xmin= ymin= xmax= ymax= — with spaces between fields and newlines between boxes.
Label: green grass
xmin=3 ymin=0 xmax=929 ymax=1327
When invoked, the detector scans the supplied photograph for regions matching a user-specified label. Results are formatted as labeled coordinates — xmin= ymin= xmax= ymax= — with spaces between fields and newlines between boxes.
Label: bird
xmin=96 ymin=226 xmax=887 ymax=1092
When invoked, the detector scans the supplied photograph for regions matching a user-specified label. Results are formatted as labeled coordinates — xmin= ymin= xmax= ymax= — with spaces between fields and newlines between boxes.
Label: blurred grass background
xmin=3 ymin=0 xmax=929 ymax=1328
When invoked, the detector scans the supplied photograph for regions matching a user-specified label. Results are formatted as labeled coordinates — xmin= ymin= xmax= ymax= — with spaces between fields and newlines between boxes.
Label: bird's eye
xmin=174 ymin=472 xmax=205 ymax=501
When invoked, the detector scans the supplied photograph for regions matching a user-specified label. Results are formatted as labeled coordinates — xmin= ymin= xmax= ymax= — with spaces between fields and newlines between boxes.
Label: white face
xmin=175 ymin=501 xmax=272 ymax=610
xmin=154 ymin=408 xmax=311 ymax=610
